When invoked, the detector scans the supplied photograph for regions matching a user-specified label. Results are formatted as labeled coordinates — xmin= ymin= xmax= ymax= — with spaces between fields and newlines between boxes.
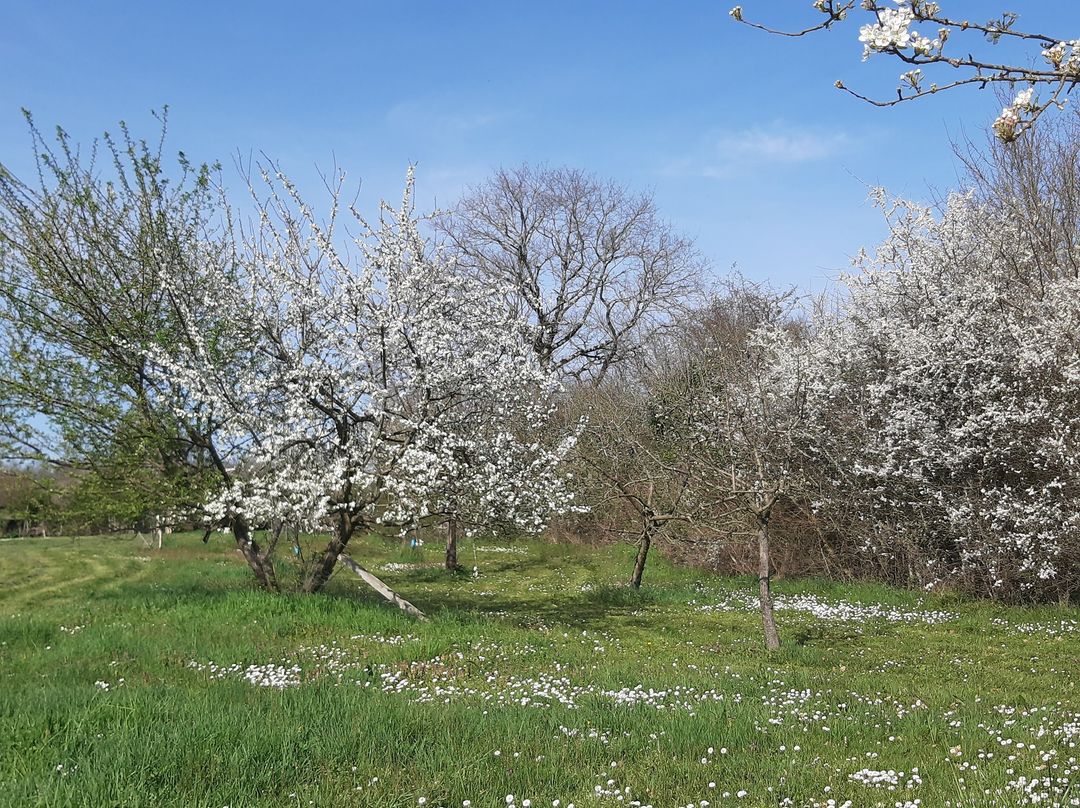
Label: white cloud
xmin=716 ymin=127 xmax=850 ymax=162
xmin=385 ymin=101 xmax=507 ymax=133
xmin=661 ymin=123 xmax=854 ymax=179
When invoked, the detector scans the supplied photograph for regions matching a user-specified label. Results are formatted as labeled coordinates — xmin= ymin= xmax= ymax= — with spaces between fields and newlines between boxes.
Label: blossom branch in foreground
xmin=731 ymin=1 xmax=1079 ymax=140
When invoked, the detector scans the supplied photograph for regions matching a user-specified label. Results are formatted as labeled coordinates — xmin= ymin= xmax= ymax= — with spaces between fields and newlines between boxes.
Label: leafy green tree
xmin=0 ymin=111 xmax=278 ymax=586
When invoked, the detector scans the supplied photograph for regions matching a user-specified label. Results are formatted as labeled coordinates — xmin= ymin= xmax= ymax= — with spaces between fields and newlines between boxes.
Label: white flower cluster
xmin=695 ymin=591 xmax=955 ymax=626
xmin=801 ymin=191 xmax=1080 ymax=596
xmin=1042 ymin=40 xmax=1080 ymax=75
xmin=993 ymin=87 xmax=1039 ymax=142
xmin=241 ymin=663 xmax=301 ymax=689
xmin=148 ymin=168 xmax=578 ymax=550
xmin=847 ymin=767 xmax=922 ymax=790
xmin=858 ymin=2 xmax=940 ymax=61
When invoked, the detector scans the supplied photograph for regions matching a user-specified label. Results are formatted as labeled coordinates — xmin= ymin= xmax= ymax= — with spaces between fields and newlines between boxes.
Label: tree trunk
xmin=233 ymin=518 xmax=279 ymax=592
xmin=338 ymin=554 xmax=428 ymax=619
xmin=757 ymin=519 xmax=781 ymax=651
xmin=630 ymin=527 xmax=652 ymax=589
xmin=303 ymin=511 xmax=354 ymax=593
xmin=445 ymin=517 xmax=460 ymax=571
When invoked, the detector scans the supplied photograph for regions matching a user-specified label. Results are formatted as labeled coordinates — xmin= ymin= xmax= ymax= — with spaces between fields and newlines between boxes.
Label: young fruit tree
xmin=684 ymin=285 xmax=822 ymax=650
xmin=731 ymin=1 xmax=1080 ymax=140
xmin=148 ymin=166 xmax=577 ymax=598
xmin=564 ymin=360 xmax=700 ymax=589
xmin=435 ymin=164 xmax=703 ymax=384
xmin=426 ymin=388 xmax=578 ymax=571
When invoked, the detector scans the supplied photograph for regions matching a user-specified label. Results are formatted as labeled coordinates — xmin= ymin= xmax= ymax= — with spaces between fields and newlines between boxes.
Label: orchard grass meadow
xmin=0 ymin=532 xmax=1077 ymax=807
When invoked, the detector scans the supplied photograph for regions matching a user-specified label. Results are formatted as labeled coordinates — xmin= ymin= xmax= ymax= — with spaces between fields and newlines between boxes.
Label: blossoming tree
xmin=682 ymin=284 xmax=823 ymax=650
xmin=731 ymin=1 xmax=1080 ymax=140
xmin=151 ymin=167 xmax=577 ymax=596
xmin=808 ymin=189 xmax=1080 ymax=600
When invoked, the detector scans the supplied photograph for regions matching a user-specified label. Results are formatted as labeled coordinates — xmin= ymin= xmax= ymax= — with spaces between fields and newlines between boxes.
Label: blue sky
xmin=2 ymin=1 xmax=1077 ymax=290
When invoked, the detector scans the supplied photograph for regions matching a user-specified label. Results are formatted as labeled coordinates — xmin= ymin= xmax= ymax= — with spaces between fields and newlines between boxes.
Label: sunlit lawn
xmin=0 ymin=531 xmax=1077 ymax=807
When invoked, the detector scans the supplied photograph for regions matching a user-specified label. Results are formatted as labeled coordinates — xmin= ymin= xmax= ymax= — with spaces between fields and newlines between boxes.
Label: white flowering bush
xmin=150 ymin=167 xmax=577 ymax=592
xmin=808 ymin=191 xmax=1080 ymax=600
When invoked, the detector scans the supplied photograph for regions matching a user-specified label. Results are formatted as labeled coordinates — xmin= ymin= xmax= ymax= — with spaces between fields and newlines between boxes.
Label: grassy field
xmin=0 ymin=532 xmax=1077 ymax=808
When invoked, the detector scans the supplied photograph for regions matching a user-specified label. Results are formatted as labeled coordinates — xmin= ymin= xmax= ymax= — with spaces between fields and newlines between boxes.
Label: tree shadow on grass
xmin=787 ymin=623 xmax=863 ymax=647
xmin=40 ymin=543 xmax=668 ymax=634
xmin=391 ymin=572 xmax=668 ymax=630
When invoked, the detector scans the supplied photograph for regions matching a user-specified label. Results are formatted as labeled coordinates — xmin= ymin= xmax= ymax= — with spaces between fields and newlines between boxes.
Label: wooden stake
xmin=338 ymin=554 xmax=428 ymax=620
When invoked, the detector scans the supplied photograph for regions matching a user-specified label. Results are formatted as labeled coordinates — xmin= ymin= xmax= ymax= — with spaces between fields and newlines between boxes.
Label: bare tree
xmin=436 ymin=164 xmax=704 ymax=384
xmin=954 ymin=106 xmax=1080 ymax=280
xmin=732 ymin=1 xmax=1079 ymax=139
xmin=565 ymin=359 xmax=701 ymax=589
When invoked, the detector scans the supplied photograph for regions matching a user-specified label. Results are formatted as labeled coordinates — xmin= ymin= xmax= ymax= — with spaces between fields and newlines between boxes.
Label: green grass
xmin=0 ymin=532 xmax=1077 ymax=807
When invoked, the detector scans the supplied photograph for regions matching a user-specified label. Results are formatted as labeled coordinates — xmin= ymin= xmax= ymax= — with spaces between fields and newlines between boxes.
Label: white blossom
xmin=859 ymin=5 xmax=915 ymax=59
xmin=803 ymin=191 xmax=1080 ymax=596
xmin=147 ymin=167 xmax=577 ymax=549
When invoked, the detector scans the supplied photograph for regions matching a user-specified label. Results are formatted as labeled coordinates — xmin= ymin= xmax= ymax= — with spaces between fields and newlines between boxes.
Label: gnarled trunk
xmin=757 ymin=519 xmax=780 ymax=651
xmin=303 ymin=511 xmax=354 ymax=593
xmin=630 ymin=526 xmax=653 ymax=589
xmin=234 ymin=518 xmax=279 ymax=592
xmin=445 ymin=517 xmax=460 ymax=570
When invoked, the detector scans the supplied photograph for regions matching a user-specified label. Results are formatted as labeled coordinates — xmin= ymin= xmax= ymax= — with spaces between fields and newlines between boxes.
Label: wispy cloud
xmin=660 ymin=123 xmax=854 ymax=179
xmin=385 ymin=101 xmax=510 ymax=133
xmin=714 ymin=126 xmax=850 ymax=162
